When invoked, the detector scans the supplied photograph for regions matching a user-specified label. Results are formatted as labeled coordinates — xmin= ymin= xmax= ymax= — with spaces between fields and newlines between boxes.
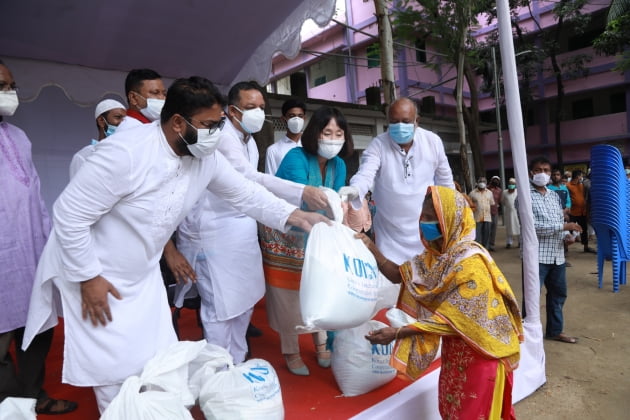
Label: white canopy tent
xmin=1 ymin=0 xmax=544 ymax=417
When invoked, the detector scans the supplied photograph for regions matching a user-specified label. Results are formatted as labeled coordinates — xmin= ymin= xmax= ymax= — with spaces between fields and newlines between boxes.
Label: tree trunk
xmin=374 ymin=0 xmax=396 ymax=113
xmin=462 ymin=63 xmax=484 ymax=180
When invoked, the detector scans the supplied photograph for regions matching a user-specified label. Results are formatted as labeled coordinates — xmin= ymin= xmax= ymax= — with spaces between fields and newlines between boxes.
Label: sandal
xmin=545 ymin=333 xmax=578 ymax=344
xmin=315 ymin=343 xmax=331 ymax=368
xmin=284 ymin=354 xmax=309 ymax=376
xmin=35 ymin=397 xmax=78 ymax=415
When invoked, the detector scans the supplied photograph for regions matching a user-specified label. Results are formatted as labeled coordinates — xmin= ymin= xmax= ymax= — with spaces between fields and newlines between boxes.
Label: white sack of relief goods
xmin=300 ymin=221 xmax=379 ymax=330
xmin=331 ymin=320 xmax=397 ymax=396
xmin=373 ymin=272 xmax=401 ymax=313
xmin=0 ymin=398 xmax=36 ymax=420
xmin=194 ymin=345 xmax=283 ymax=420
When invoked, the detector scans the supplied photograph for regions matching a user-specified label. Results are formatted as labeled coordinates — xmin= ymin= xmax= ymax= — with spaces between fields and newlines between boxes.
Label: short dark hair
xmin=572 ymin=169 xmax=583 ymax=178
xmin=528 ymin=156 xmax=551 ymax=171
xmin=551 ymin=167 xmax=562 ymax=174
xmin=282 ymin=98 xmax=306 ymax=116
xmin=125 ymin=68 xmax=162 ymax=97
xmin=227 ymin=81 xmax=266 ymax=107
xmin=301 ymin=106 xmax=354 ymax=159
xmin=160 ymin=76 xmax=226 ymax=123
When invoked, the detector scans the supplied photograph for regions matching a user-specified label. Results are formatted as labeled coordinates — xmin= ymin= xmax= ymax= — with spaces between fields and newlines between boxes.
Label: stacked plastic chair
xmin=589 ymin=145 xmax=629 ymax=292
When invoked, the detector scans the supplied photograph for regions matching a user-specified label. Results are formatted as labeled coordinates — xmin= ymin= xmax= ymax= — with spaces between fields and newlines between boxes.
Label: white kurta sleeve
xmin=207 ymin=152 xmax=298 ymax=232
xmin=53 ymin=141 xmax=133 ymax=282
xmin=349 ymin=137 xmax=381 ymax=209
xmin=219 ymin=134 xmax=304 ymax=206
xmin=264 ymin=145 xmax=279 ymax=175
xmin=429 ymin=131 xmax=455 ymax=188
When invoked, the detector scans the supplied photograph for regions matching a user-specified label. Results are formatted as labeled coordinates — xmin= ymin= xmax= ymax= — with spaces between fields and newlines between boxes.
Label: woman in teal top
xmin=263 ymin=106 xmax=354 ymax=376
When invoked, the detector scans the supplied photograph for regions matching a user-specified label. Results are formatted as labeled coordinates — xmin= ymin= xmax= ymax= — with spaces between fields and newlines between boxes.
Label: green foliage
xmin=593 ymin=14 xmax=630 ymax=72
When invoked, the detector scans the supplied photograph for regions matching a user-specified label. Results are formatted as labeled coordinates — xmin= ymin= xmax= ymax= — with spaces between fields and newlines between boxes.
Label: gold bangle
xmin=395 ymin=327 xmax=402 ymax=341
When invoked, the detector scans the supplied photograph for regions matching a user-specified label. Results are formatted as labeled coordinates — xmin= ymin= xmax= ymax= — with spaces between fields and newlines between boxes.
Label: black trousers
xmin=570 ymin=215 xmax=589 ymax=248
xmin=0 ymin=327 xmax=53 ymax=402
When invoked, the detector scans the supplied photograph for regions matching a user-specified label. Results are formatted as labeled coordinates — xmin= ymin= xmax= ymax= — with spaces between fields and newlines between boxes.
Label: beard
xmin=178 ymin=124 xmax=198 ymax=156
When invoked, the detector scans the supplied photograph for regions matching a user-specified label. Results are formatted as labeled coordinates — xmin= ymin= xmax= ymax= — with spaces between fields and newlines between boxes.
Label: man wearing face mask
xmin=469 ymin=177 xmax=495 ymax=250
xmin=116 ymin=68 xmax=167 ymax=131
xmin=69 ymin=99 xmax=126 ymax=178
xmin=169 ymin=82 xmax=329 ymax=364
xmin=566 ymin=169 xmax=595 ymax=253
xmin=264 ymin=98 xmax=306 ymax=175
xmin=340 ymin=97 xmax=454 ymax=265
xmin=521 ymin=156 xmax=581 ymax=344
xmin=0 ymin=60 xmax=78 ymax=415
xmin=23 ymin=76 xmax=329 ymax=413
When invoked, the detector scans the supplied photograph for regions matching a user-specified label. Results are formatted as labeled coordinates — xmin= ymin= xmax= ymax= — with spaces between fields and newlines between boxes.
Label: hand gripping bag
xmin=300 ymin=221 xmax=379 ymax=330
xmin=331 ymin=320 xmax=397 ymax=396
xmin=192 ymin=345 xmax=284 ymax=420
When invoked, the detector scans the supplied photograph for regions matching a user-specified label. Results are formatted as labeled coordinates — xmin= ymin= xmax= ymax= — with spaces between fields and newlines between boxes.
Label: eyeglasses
xmin=188 ymin=116 xmax=225 ymax=135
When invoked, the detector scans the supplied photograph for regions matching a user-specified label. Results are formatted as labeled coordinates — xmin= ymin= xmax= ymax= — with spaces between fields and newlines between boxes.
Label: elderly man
xmin=69 ymin=99 xmax=126 ymax=178
xmin=117 ymin=68 xmax=167 ymax=130
xmin=469 ymin=177 xmax=494 ymax=249
xmin=0 ymin=60 xmax=77 ymax=415
xmin=264 ymin=97 xmax=306 ymax=175
xmin=23 ymin=76 xmax=328 ymax=413
xmin=170 ymin=82 xmax=328 ymax=364
xmin=342 ymin=97 xmax=454 ymax=264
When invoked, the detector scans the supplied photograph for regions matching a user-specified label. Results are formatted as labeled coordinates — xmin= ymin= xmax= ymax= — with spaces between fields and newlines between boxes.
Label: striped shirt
xmin=528 ymin=183 xmax=565 ymax=265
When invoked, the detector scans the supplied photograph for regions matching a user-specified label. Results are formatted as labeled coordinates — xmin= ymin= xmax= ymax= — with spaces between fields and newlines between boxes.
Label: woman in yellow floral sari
xmin=359 ymin=186 xmax=523 ymax=420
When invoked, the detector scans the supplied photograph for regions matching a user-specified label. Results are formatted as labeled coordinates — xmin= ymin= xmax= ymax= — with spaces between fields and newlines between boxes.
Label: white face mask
xmin=180 ymin=123 xmax=223 ymax=159
xmin=287 ymin=116 xmax=304 ymax=134
xmin=532 ymin=172 xmax=550 ymax=187
xmin=317 ymin=139 xmax=344 ymax=160
xmin=0 ymin=90 xmax=19 ymax=116
xmin=233 ymin=106 xmax=266 ymax=134
xmin=140 ymin=97 xmax=165 ymax=121
xmin=477 ymin=182 xmax=487 ymax=189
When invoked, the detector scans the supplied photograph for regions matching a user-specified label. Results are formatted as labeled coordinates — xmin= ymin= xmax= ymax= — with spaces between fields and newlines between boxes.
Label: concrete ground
xmin=489 ymin=225 xmax=630 ymax=419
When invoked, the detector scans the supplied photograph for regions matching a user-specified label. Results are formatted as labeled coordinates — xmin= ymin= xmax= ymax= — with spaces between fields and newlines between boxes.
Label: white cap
xmin=94 ymin=99 xmax=126 ymax=119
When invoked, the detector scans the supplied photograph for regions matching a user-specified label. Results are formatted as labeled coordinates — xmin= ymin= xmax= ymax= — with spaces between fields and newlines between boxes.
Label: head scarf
xmin=392 ymin=186 xmax=523 ymax=379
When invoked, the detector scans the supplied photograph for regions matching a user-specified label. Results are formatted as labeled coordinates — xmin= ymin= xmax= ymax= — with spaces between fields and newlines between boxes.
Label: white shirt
xmin=116 ymin=115 xmax=143 ymax=132
xmin=176 ymin=119 xmax=304 ymax=321
xmin=24 ymin=122 xmax=297 ymax=386
xmin=265 ymin=134 xmax=301 ymax=175
xmin=350 ymin=127 xmax=454 ymax=264
xmin=69 ymin=143 xmax=96 ymax=179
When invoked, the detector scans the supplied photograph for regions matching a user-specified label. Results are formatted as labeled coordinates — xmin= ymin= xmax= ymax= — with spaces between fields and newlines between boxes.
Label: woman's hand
xmin=365 ymin=327 xmax=399 ymax=345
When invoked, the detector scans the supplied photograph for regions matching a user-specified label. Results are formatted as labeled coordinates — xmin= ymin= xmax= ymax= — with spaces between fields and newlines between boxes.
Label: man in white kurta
xmin=23 ymin=77 xmax=327 ymax=413
xmin=346 ymin=98 xmax=454 ymax=264
xmin=264 ymin=98 xmax=306 ymax=175
xmin=174 ymin=83 xmax=326 ymax=363
xmin=69 ymin=99 xmax=126 ymax=178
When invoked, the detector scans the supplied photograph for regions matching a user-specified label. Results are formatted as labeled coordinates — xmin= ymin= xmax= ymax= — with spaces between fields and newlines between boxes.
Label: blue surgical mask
xmin=388 ymin=122 xmax=415 ymax=145
xmin=508 ymin=184 xmax=516 ymax=190
xmin=104 ymin=122 xmax=117 ymax=137
xmin=420 ymin=221 xmax=442 ymax=241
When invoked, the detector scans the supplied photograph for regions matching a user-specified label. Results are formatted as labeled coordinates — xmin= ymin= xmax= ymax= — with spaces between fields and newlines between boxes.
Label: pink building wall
xmin=269 ymin=0 xmax=629 ymax=170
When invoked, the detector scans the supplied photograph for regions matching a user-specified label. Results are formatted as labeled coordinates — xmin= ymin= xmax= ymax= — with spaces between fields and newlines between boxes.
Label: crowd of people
xmin=1 ymin=56 xmax=600 ymax=418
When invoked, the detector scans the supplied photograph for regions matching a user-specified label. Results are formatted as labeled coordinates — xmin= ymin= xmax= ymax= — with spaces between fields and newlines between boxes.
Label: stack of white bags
xmin=299 ymin=188 xmax=401 ymax=397
xmin=101 ymin=341 xmax=284 ymax=420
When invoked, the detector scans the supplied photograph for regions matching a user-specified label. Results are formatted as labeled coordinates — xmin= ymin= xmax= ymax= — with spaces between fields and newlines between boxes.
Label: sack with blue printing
xmin=194 ymin=345 xmax=283 ymax=420
xmin=331 ymin=320 xmax=397 ymax=396
xmin=300 ymin=221 xmax=379 ymax=330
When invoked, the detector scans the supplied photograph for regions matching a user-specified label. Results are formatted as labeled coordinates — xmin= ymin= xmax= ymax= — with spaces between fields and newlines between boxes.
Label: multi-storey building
xmin=267 ymin=0 xmax=629 ymax=177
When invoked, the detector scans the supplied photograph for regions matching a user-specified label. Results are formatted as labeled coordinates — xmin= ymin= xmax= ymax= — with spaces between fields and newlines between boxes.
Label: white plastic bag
xmin=0 ymin=397 xmax=36 ymax=420
xmin=373 ymin=273 xmax=401 ymax=313
xmin=194 ymin=345 xmax=284 ymax=420
xmin=331 ymin=320 xmax=397 ymax=396
xmin=300 ymin=222 xmax=379 ymax=330
xmin=100 ymin=340 xmax=206 ymax=420
xmin=100 ymin=376 xmax=194 ymax=420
